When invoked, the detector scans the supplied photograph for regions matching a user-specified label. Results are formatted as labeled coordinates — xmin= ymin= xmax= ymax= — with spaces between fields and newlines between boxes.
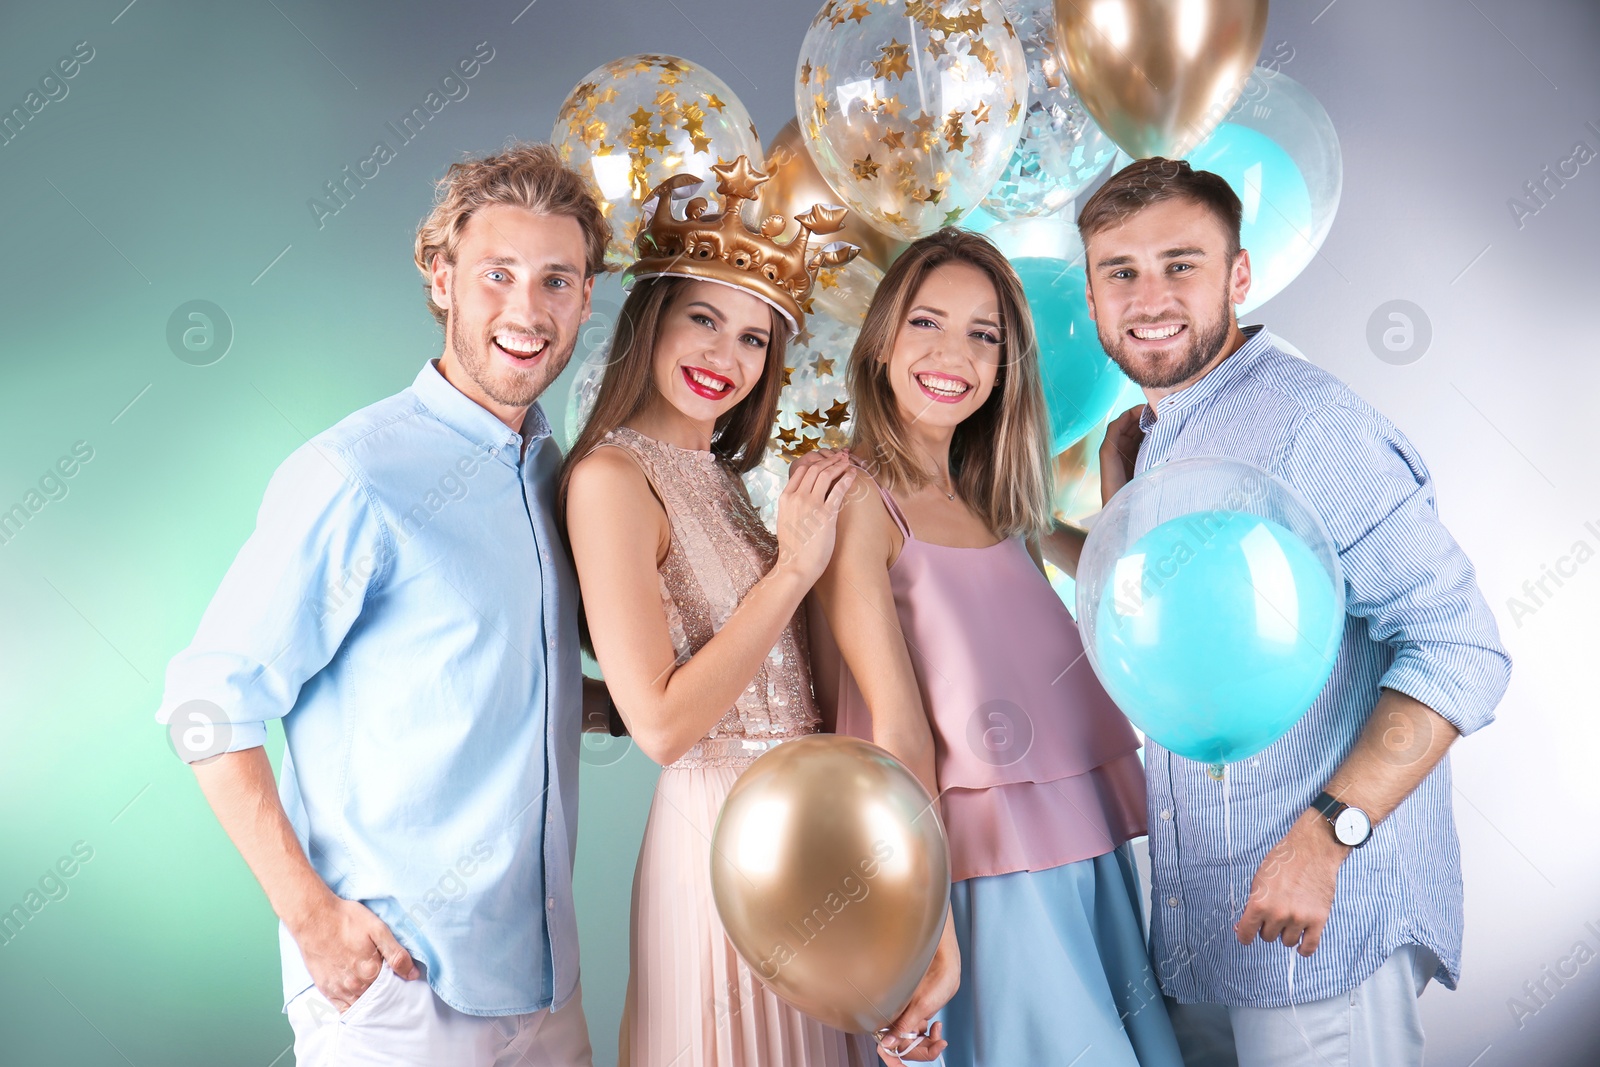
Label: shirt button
xmin=1160 ymin=809 xmax=1172 ymax=820
xmin=1167 ymin=896 xmax=1180 ymax=908
xmin=546 ymin=896 xmax=556 ymax=910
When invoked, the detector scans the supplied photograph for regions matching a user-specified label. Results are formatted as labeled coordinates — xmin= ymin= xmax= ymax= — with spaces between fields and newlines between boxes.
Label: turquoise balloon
xmin=1185 ymin=123 xmax=1314 ymax=313
xmin=1080 ymin=471 xmax=1345 ymax=765
xmin=1013 ymin=257 xmax=1131 ymax=452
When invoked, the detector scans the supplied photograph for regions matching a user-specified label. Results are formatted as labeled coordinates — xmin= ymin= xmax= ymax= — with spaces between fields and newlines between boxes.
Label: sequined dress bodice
xmin=597 ymin=427 xmax=819 ymax=767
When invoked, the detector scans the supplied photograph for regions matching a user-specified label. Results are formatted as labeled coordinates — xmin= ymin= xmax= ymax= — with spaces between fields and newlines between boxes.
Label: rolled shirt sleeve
xmin=1281 ymin=403 xmax=1511 ymax=736
xmin=156 ymin=440 xmax=390 ymax=761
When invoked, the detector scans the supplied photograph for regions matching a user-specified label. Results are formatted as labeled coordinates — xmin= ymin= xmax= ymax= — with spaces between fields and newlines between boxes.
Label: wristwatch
xmin=1311 ymin=791 xmax=1372 ymax=848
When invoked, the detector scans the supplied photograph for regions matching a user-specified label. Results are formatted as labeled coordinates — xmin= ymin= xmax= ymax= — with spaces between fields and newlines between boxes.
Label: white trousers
xmin=1166 ymin=944 xmax=1437 ymax=1067
xmin=286 ymin=962 xmax=593 ymax=1067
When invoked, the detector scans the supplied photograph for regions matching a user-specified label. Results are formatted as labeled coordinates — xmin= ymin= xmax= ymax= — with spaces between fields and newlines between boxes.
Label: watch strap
xmin=1311 ymin=790 xmax=1345 ymax=820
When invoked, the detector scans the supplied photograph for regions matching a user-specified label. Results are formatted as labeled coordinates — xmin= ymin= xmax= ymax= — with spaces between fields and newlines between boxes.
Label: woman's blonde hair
xmin=413 ymin=141 xmax=611 ymax=327
xmin=847 ymin=227 xmax=1053 ymax=540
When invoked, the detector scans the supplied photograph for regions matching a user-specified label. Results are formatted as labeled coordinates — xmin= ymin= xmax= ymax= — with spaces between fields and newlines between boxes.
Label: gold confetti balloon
xmin=755 ymin=119 xmax=907 ymax=272
xmin=743 ymin=312 xmax=861 ymax=528
xmin=796 ymin=0 xmax=1029 ymax=241
xmin=554 ymin=54 xmax=763 ymax=266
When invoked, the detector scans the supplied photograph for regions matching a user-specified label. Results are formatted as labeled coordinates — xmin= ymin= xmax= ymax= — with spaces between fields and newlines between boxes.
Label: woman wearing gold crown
xmin=559 ymin=158 xmax=876 ymax=1066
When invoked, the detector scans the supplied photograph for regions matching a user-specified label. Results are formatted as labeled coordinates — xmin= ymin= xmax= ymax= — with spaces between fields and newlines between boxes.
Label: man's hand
xmin=1234 ymin=809 xmax=1348 ymax=957
xmin=291 ymin=894 xmax=419 ymax=1012
xmin=1099 ymin=404 xmax=1146 ymax=505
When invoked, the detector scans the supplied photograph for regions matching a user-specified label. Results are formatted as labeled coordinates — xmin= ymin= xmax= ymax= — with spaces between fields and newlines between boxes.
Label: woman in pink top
xmin=807 ymin=229 xmax=1183 ymax=1065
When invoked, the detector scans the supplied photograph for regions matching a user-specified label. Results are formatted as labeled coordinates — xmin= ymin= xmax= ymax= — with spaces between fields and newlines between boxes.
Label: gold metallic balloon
xmin=758 ymin=119 xmax=906 ymax=272
xmin=1052 ymin=0 xmax=1269 ymax=158
xmin=710 ymin=735 xmax=950 ymax=1034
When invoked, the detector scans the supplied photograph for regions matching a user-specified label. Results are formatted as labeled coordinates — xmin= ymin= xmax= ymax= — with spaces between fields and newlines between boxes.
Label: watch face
xmin=1334 ymin=807 xmax=1371 ymax=846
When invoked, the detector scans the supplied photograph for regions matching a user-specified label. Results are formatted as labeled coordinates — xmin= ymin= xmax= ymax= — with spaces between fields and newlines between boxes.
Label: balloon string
xmin=875 ymin=1030 xmax=928 ymax=1061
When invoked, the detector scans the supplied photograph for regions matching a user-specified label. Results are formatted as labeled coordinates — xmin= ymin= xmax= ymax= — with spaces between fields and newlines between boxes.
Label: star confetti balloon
xmin=797 ymin=0 xmax=1028 ymax=240
xmin=554 ymin=54 xmax=762 ymax=266
xmin=744 ymin=313 xmax=861 ymax=527
xmin=980 ymin=0 xmax=1116 ymax=219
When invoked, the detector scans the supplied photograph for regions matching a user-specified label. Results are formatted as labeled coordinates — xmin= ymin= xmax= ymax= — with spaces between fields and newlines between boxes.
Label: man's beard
xmin=449 ymin=309 xmax=574 ymax=410
xmin=1098 ymin=283 xmax=1234 ymax=390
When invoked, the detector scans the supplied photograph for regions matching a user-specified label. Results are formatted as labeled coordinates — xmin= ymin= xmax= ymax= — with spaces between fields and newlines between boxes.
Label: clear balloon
xmin=553 ymin=54 xmax=763 ymax=266
xmin=981 ymin=0 xmax=1116 ymax=219
xmin=1186 ymin=70 xmax=1342 ymax=313
xmin=797 ymin=0 xmax=1028 ymax=240
xmin=711 ymin=735 xmax=950 ymax=1034
xmin=744 ymin=313 xmax=860 ymax=527
xmin=755 ymin=119 xmax=907 ymax=272
xmin=1076 ymin=457 xmax=1345 ymax=766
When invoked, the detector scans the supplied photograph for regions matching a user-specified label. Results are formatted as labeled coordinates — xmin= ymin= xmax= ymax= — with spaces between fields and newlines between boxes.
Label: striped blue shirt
xmin=1134 ymin=325 xmax=1511 ymax=1007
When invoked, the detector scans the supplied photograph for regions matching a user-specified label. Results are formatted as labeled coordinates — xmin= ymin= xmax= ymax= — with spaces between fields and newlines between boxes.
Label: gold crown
xmin=623 ymin=155 xmax=860 ymax=332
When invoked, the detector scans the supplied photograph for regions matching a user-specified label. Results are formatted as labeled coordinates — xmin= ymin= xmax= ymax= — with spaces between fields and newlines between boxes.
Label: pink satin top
xmin=809 ymin=468 xmax=1149 ymax=883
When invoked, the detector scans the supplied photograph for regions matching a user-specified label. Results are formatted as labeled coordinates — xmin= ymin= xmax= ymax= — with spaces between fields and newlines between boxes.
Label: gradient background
xmin=1 ymin=1 xmax=1597 ymax=1064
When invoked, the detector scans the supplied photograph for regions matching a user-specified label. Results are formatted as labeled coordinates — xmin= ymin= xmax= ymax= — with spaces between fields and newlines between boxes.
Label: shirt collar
xmin=1140 ymin=323 xmax=1272 ymax=431
xmin=411 ymin=359 xmax=551 ymax=466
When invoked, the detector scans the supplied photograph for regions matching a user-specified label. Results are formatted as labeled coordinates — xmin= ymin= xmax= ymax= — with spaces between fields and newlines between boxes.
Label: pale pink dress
xmin=597 ymin=427 xmax=874 ymax=1067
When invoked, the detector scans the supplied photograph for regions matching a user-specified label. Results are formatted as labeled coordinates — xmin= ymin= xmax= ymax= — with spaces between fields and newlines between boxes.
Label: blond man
xmin=156 ymin=143 xmax=609 ymax=1066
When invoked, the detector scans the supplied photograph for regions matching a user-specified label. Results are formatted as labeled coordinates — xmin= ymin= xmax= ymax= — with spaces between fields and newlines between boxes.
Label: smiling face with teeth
xmin=1084 ymin=196 xmax=1253 ymax=396
xmin=429 ymin=202 xmax=594 ymax=431
xmin=640 ymin=279 xmax=779 ymax=444
xmin=881 ymin=261 xmax=1007 ymax=437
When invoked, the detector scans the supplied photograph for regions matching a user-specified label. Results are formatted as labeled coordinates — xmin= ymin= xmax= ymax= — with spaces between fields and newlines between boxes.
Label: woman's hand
xmin=1099 ymin=404 xmax=1146 ymax=504
xmin=876 ymin=921 xmax=959 ymax=1063
xmin=774 ymin=450 xmax=856 ymax=586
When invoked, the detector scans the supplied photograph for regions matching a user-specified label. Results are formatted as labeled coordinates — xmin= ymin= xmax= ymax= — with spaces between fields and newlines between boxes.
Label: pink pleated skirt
xmin=619 ymin=760 xmax=877 ymax=1067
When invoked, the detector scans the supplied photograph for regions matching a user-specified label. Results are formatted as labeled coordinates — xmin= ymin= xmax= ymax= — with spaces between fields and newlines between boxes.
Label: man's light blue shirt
xmin=157 ymin=359 xmax=582 ymax=1016
xmin=1133 ymin=325 xmax=1511 ymax=1007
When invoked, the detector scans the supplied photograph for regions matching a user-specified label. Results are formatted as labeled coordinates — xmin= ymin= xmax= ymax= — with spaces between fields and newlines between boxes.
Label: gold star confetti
xmin=795 ymin=323 xmax=815 ymax=346
xmin=777 ymin=426 xmax=799 ymax=445
xmin=781 ymin=365 xmax=795 ymax=386
xmin=815 ymin=64 xmax=830 ymax=83
xmin=690 ymin=132 xmax=712 ymax=153
xmin=882 ymin=209 xmax=908 ymax=226
xmin=853 ymin=155 xmax=881 ymax=180
xmin=970 ymin=38 xmax=999 ymax=74
xmin=813 ymin=92 xmax=830 ymax=119
xmin=926 ymin=34 xmax=949 ymax=59
xmin=631 ymin=59 xmax=654 ymax=75
xmin=654 ymin=89 xmax=678 ymax=110
xmin=874 ymin=39 xmax=913 ymax=80
xmin=824 ymin=399 xmax=850 ymax=427
xmin=797 ymin=409 xmax=825 ymax=429
xmin=704 ymin=92 xmax=727 ymax=112
xmin=800 ymin=60 xmax=813 ymax=83
xmin=818 ymin=267 xmax=843 ymax=289
xmin=1002 ymin=15 xmax=1017 ymax=38
xmin=812 ymin=356 xmax=835 ymax=376
xmin=943 ymin=207 xmax=965 ymax=225
xmin=972 ymin=101 xmax=991 ymax=125
xmin=881 ymin=129 xmax=905 ymax=150
xmin=1008 ymin=99 xmax=1022 ymax=124
xmin=629 ymin=106 xmax=652 ymax=127
xmin=848 ymin=0 xmax=871 ymax=22
xmin=881 ymin=95 xmax=906 ymax=118
xmin=944 ymin=118 xmax=969 ymax=152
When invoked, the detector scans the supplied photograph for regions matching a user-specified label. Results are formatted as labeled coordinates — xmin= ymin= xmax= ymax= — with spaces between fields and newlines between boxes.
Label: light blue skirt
xmin=932 ymin=843 xmax=1183 ymax=1066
